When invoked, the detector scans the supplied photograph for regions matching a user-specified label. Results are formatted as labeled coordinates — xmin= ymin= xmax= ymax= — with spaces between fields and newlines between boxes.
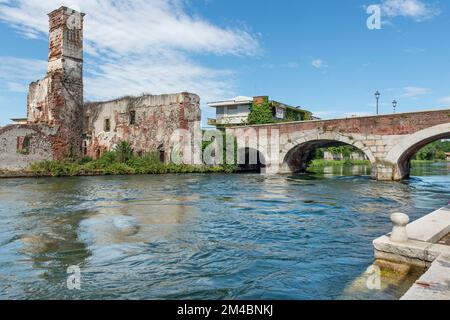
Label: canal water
xmin=0 ymin=162 xmax=448 ymax=300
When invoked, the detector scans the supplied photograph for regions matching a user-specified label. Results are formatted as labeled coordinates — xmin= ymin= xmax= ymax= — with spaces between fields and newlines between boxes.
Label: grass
xmin=30 ymin=151 xmax=238 ymax=177
xmin=411 ymin=159 xmax=449 ymax=164
xmin=307 ymin=159 xmax=370 ymax=168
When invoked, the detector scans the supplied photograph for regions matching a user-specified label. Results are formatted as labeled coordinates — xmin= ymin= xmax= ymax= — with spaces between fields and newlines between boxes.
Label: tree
xmin=413 ymin=140 xmax=450 ymax=160
xmin=114 ymin=141 xmax=134 ymax=163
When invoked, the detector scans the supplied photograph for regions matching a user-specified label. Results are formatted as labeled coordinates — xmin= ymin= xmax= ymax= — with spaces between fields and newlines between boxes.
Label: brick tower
xmin=27 ymin=6 xmax=85 ymax=160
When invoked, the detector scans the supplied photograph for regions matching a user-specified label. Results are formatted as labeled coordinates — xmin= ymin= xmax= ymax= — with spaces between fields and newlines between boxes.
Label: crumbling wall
xmin=83 ymin=93 xmax=201 ymax=160
xmin=27 ymin=77 xmax=51 ymax=123
xmin=0 ymin=125 xmax=55 ymax=171
xmin=25 ymin=6 xmax=85 ymax=160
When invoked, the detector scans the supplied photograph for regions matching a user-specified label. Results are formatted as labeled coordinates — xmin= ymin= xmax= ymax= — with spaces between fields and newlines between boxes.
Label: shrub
xmin=97 ymin=151 xmax=117 ymax=166
xmin=31 ymin=160 xmax=80 ymax=177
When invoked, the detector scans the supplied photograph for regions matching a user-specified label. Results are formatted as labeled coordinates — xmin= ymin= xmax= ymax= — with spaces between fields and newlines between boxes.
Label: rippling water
xmin=0 ymin=163 xmax=448 ymax=300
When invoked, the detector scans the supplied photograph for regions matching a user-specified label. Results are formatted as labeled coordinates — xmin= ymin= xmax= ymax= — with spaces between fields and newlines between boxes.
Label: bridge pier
xmin=372 ymin=163 xmax=409 ymax=181
xmin=262 ymin=162 xmax=292 ymax=175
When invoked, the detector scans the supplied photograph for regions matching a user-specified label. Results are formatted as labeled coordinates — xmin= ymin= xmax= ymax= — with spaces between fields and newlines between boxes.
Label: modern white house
xmin=207 ymin=96 xmax=254 ymax=126
xmin=207 ymin=95 xmax=313 ymax=127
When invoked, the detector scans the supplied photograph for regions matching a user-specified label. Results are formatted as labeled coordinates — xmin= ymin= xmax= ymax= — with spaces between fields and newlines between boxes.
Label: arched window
xmin=17 ymin=136 xmax=31 ymax=155
xmin=158 ymin=144 xmax=165 ymax=163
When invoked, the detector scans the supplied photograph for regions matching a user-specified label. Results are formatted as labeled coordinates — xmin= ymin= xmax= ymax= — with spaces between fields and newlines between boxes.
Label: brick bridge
xmin=226 ymin=109 xmax=450 ymax=180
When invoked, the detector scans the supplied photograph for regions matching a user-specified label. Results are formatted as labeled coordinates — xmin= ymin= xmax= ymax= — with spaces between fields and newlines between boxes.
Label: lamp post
xmin=374 ymin=91 xmax=381 ymax=115
xmin=392 ymin=100 xmax=397 ymax=114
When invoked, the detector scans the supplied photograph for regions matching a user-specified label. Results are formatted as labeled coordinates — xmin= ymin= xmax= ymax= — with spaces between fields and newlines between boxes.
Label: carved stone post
xmin=390 ymin=212 xmax=410 ymax=243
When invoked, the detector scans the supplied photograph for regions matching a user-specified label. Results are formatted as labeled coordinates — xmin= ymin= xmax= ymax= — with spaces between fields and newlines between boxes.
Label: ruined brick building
xmin=0 ymin=7 xmax=201 ymax=171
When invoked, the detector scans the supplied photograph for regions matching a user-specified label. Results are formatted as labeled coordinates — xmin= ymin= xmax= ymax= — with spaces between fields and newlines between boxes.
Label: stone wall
xmin=83 ymin=93 xmax=201 ymax=161
xmin=0 ymin=125 xmax=55 ymax=171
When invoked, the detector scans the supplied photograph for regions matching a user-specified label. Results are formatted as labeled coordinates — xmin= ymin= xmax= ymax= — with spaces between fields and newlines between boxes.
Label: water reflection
xmin=322 ymin=165 xmax=371 ymax=176
xmin=0 ymin=164 xmax=448 ymax=300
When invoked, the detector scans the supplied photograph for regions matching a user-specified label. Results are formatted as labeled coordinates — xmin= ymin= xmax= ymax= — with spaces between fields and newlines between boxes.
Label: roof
xmin=10 ymin=118 xmax=27 ymax=123
xmin=207 ymin=96 xmax=253 ymax=107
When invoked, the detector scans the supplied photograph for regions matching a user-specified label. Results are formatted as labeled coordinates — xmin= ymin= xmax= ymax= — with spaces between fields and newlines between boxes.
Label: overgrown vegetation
xmin=283 ymin=104 xmax=312 ymax=122
xmin=247 ymin=97 xmax=274 ymax=125
xmin=247 ymin=97 xmax=311 ymax=125
xmin=31 ymin=141 xmax=238 ymax=177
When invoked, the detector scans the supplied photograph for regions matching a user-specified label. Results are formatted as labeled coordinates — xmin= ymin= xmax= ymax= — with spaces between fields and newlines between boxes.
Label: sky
xmin=0 ymin=0 xmax=449 ymax=127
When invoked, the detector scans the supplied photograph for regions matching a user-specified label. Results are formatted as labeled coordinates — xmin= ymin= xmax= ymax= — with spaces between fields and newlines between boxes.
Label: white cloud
xmin=381 ymin=0 xmax=440 ymax=21
xmin=0 ymin=56 xmax=47 ymax=92
xmin=311 ymin=59 xmax=327 ymax=69
xmin=438 ymin=96 xmax=450 ymax=106
xmin=0 ymin=0 xmax=260 ymax=103
xmin=401 ymin=86 xmax=430 ymax=98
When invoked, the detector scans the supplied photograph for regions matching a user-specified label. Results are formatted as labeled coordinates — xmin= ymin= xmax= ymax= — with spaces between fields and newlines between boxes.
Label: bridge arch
xmin=385 ymin=123 xmax=450 ymax=180
xmin=280 ymin=132 xmax=376 ymax=174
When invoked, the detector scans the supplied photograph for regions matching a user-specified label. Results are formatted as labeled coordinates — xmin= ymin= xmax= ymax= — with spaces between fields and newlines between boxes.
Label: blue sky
xmin=0 ymin=0 xmax=449 ymax=127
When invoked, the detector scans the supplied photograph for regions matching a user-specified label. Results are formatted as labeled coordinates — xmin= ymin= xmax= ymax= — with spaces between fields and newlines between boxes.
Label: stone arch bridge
xmin=225 ymin=109 xmax=450 ymax=181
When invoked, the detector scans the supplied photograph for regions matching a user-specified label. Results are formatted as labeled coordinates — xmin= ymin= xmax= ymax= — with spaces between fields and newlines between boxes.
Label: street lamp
xmin=374 ymin=91 xmax=381 ymax=115
xmin=392 ymin=100 xmax=397 ymax=114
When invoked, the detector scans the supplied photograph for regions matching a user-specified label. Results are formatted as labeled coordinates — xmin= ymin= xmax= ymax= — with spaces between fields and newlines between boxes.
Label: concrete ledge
xmin=373 ymin=236 xmax=435 ymax=267
xmin=407 ymin=207 xmax=450 ymax=243
xmin=401 ymin=254 xmax=450 ymax=300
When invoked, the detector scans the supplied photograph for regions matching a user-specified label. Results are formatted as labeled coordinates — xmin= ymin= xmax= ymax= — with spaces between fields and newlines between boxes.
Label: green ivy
xmin=248 ymin=98 xmax=312 ymax=124
xmin=247 ymin=98 xmax=274 ymax=125
xmin=284 ymin=108 xmax=311 ymax=121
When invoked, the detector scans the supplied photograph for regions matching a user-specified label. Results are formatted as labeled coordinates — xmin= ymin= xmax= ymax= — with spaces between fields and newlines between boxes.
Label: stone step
xmin=407 ymin=207 xmax=450 ymax=243
xmin=401 ymin=254 xmax=450 ymax=300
